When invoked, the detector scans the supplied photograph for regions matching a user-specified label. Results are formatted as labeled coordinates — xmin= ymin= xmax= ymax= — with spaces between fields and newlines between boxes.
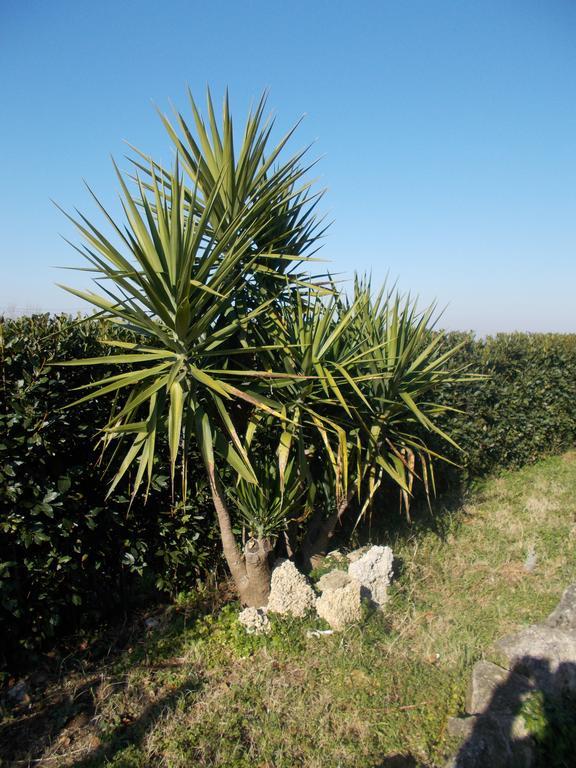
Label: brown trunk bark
xmin=243 ymin=537 xmax=273 ymax=607
xmin=298 ymin=491 xmax=354 ymax=572
xmin=207 ymin=469 xmax=248 ymax=589
xmin=206 ymin=464 xmax=273 ymax=607
xmin=283 ymin=520 xmax=300 ymax=559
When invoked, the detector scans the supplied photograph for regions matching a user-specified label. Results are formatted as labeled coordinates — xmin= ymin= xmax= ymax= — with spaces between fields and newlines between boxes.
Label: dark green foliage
xmin=2 ymin=317 xmax=576 ymax=662
xmin=434 ymin=333 xmax=576 ymax=482
xmin=0 ymin=314 xmax=219 ymax=663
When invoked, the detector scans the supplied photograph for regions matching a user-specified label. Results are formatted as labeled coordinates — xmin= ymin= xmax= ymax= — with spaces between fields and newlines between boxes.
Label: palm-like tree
xmin=59 ymin=91 xmax=326 ymax=605
xmin=60 ymin=90 xmax=468 ymax=605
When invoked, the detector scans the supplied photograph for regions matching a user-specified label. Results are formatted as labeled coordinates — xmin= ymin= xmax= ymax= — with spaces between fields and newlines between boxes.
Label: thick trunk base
xmin=207 ymin=469 xmax=273 ymax=607
xmin=239 ymin=537 xmax=273 ymax=607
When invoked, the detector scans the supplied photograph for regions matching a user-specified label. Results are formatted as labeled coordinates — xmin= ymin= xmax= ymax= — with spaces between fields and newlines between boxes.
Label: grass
xmin=2 ymin=451 xmax=576 ymax=767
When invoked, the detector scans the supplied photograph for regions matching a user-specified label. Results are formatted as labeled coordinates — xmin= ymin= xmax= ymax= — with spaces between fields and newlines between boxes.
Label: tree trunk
xmin=207 ymin=469 xmax=247 ymax=586
xmin=243 ymin=537 xmax=273 ymax=606
xmin=298 ymin=491 xmax=354 ymax=572
xmin=206 ymin=466 xmax=272 ymax=607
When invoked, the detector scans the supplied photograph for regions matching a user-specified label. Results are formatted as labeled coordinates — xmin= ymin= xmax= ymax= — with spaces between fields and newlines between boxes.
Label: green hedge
xmin=435 ymin=332 xmax=576 ymax=481
xmin=2 ymin=317 xmax=575 ymax=664
xmin=0 ymin=315 xmax=219 ymax=664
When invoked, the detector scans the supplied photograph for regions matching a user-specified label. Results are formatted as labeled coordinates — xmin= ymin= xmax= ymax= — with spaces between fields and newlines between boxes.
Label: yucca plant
xmin=236 ymin=287 xmax=363 ymax=564
xmin=242 ymin=277 xmax=471 ymax=570
xmin=130 ymin=89 xmax=327 ymax=299
xmin=59 ymin=89 xmax=470 ymax=606
xmin=231 ymin=457 xmax=304 ymax=541
xmin=57 ymin=90 xmax=325 ymax=606
xmin=294 ymin=277 xmax=472 ymax=565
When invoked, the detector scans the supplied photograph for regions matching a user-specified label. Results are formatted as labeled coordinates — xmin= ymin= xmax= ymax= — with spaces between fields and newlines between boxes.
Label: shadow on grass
xmin=0 ymin=668 xmax=203 ymax=768
xmin=70 ymin=672 xmax=203 ymax=768
xmin=0 ymin=605 xmax=211 ymax=768
xmin=453 ymin=657 xmax=576 ymax=768
xmin=0 ymin=677 xmax=101 ymax=765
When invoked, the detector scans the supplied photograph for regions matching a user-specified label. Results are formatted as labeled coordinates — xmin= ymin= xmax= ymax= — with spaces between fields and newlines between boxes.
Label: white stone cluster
xmin=237 ymin=545 xmax=395 ymax=634
xmin=316 ymin=577 xmax=363 ymax=630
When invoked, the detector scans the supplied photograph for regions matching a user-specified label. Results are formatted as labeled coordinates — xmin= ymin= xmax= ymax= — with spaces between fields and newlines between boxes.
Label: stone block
xmin=316 ymin=578 xmax=363 ymax=630
xmin=466 ymin=660 xmax=534 ymax=716
xmin=546 ymin=583 xmax=576 ymax=631
xmin=494 ymin=624 xmax=576 ymax=694
xmin=316 ymin=569 xmax=352 ymax=593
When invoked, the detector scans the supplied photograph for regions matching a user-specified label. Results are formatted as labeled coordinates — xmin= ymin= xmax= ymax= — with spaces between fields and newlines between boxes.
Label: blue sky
xmin=1 ymin=0 xmax=575 ymax=333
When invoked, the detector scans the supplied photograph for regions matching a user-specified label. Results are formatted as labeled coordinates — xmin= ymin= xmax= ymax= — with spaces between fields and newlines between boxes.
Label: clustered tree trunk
xmin=209 ymin=470 xmax=354 ymax=606
xmin=208 ymin=468 xmax=273 ymax=606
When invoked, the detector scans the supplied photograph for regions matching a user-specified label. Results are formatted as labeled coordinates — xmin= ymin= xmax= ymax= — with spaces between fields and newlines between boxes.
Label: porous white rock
xmin=266 ymin=559 xmax=316 ymax=618
xmin=238 ymin=607 xmax=270 ymax=634
xmin=348 ymin=545 xmax=393 ymax=607
xmin=316 ymin=578 xmax=363 ymax=630
xmin=316 ymin=569 xmax=352 ymax=593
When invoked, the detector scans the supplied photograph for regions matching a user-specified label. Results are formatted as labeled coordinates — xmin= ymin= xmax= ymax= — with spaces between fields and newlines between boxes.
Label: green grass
xmin=3 ymin=452 xmax=576 ymax=767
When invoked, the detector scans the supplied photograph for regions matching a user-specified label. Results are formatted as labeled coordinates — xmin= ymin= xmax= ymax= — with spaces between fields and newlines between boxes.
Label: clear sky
xmin=1 ymin=0 xmax=575 ymax=334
